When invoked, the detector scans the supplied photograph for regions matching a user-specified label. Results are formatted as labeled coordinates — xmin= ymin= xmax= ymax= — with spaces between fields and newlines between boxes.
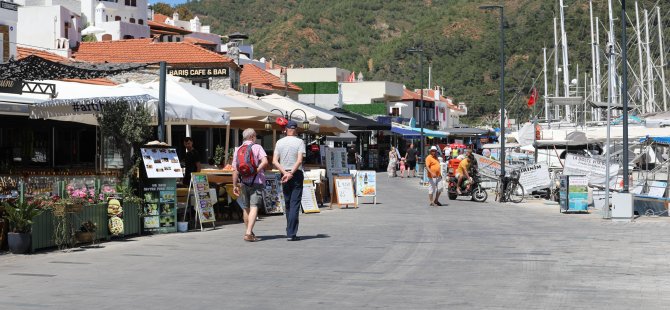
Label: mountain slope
xmin=171 ymin=0 xmax=669 ymax=124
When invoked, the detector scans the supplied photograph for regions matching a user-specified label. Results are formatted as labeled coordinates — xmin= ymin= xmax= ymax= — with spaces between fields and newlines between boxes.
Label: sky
xmin=149 ymin=0 xmax=188 ymax=6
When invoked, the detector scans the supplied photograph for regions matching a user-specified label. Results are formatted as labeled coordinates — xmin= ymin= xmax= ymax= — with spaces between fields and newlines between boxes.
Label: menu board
xmin=262 ymin=173 xmax=285 ymax=214
xmin=355 ymin=171 xmax=376 ymax=197
xmin=142 ymin=178 xmax=177 ymax=233
xmin=325 ymin=147 xmax=349 ymax=177
xmin=517 ymin=164 xmax=551 ymax=192
xmin=190 ymin=173 xmax=216 ymax=225
xmin=301 ymin=180 xmax=320 ymax=213
xmin=333 ymin=176 xmax=356 ymax=206
xmin=141 ymin=148 xmax=184 ymax=179
xmin=567 ymin=176 xmax=589 ymax=211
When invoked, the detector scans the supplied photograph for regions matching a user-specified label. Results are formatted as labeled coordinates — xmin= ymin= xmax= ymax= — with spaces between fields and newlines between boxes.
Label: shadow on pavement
xmin=258 ymin=234 xmax=330 ymax=241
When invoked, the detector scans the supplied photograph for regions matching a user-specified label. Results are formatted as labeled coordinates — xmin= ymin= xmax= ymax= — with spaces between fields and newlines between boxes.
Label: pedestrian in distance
xmin=405 ymin=143 xmax=417 ymax=178
xmin=426 ymin=146 xmax=444 ymax=207
xmin=182 ymin=137 xmax=201 ymax=186
xmin=399 ymin=157 xmax=406 ymax=178
xmin=232 ymin=128 xmax=268 ymax=242
xmin=387 ymin=147 xmax=398 ymax=178
xmin=272 ymin=120 xmax=306 ymax=241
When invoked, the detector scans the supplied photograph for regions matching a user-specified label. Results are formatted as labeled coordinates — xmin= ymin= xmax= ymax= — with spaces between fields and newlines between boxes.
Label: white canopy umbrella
xmin=258 ymin=94 xmax=349 ymax=134
xmin=29 ymin=80 xmax=229 ymax=126
xmin=144 ymin=80 xmax=274 ymax=120
xmin=81 ymin=25 xmax=106 ymax=36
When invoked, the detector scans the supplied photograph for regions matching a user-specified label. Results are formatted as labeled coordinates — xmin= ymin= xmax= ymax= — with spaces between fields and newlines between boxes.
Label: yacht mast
xmin=544 ymin=47 xmax=550 ymax=126
xmin=595 ymin=16 xmax=603 ymax=121
xmin=635 ymin=2 xmax=646 ymax=114
xmin=657 ymin=6 xmax=667 ymax=111
xmin=644 ymin=9 xmax=655 ymax=113
xmin=559 ymin=0 xmax=571 ymax=121
xmin=589 ymin=0 xmax=597 ymax=121
xmin=554 ymin=18 xmax=560 ymax=120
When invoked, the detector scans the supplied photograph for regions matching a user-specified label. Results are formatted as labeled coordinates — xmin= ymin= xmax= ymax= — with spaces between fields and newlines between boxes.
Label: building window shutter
xmin=0 ymin=25 xmax=9 ymax=63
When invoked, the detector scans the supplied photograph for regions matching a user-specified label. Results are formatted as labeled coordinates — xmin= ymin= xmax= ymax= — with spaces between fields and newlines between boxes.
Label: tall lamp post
xmin=406 ymin=47 xmax=425 ymax=169
xmin=265 ymin=108 xmax=311 ymax=131
xmin=479 ymin=4 xmax=506 ymax=201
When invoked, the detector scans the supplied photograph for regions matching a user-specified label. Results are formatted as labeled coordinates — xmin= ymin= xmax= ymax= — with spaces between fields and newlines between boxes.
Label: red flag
xmin=347 ymin=71 xmax=355 ymax=82
xmin=527 ymin=87 xmax=538 ymax=107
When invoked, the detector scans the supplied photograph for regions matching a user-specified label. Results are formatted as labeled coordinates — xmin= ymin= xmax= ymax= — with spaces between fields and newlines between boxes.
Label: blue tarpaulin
xmin=640 ymin=136 xmax=670 ymax=145
xmin=391 ymin=126 xmax=423 ymax=139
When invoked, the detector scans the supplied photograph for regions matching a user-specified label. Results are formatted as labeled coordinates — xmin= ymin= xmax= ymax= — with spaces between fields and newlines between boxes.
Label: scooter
xmin=447 ymin=169 xmax=488 ymax=202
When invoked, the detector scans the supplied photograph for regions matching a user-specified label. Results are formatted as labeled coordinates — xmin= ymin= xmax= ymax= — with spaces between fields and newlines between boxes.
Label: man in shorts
xmin=426 ymin=146 xmax=443 ymax=206
xmin=233 ymin=128 xmax=268 ymax=242
xmin=456 ymin=149 xmax=473 ymax=194
xmin=404 ymin=143 xmax=417 ymax=178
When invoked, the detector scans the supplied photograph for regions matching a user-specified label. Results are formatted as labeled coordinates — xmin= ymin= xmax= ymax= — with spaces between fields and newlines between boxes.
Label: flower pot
xmin=8 ymin=232 xmax=32 ymax=254
xmin=75 ymin=231 xmax=96 ymax=244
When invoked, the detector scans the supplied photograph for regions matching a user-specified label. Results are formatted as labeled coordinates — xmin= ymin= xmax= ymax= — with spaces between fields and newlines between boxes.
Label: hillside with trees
xmin=153 ymin=0 xmax=670 ymax=125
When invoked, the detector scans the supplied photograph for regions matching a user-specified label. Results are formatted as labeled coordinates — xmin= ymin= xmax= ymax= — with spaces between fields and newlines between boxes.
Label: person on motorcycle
xmin=456 ymin=149 xmax=474 ymax=194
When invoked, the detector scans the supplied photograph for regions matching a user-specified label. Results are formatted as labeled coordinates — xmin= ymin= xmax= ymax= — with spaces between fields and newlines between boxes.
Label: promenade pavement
xmin=1 ymin=173 xmax=670 ymax=309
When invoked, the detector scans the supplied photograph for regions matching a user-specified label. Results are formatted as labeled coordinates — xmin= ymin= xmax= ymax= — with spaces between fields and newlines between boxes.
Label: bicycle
xmin=495 ymin=170 xmax=525 ymax=203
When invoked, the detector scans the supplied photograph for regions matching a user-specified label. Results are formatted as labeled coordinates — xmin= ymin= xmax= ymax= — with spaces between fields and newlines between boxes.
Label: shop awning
xmin=331 ymin=108 xmax=390 ymax=130
xmin=325 ymin=132 xmax=357 ymax=142
xmin=258 ymin=94 xmax=349 ymax=134
xmin=391 ymin=124 xmax=422 ymax=139
xmin=446 ymin=127 xmax=491 ymax=136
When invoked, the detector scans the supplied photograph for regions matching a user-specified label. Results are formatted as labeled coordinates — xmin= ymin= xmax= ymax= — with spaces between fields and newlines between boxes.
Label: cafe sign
xmin=167 ymin=67 xmax=229 ymax=78
xmin=0 ymin=79 xmax=22 ymax=94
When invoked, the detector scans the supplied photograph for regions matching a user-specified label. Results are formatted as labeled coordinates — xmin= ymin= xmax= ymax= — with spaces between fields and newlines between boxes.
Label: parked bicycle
xmin=495 ymin=170 xmax=525 ymax=203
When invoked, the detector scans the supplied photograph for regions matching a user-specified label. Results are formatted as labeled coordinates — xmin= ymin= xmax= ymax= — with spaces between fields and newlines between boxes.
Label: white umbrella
xmin=29 ymin=80 xmax=229 ymax=126
xmin=393 ymin=102 xmax=408 ymax=108
xmin=81 ymin=25 xmax=106 ymax=36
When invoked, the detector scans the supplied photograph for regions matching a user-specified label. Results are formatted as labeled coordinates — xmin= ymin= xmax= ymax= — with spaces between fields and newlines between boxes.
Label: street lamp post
xmin=406 ymin=47 xmax=425 ymax=168
xmin=479 ymin=4 xmax=506 ymax=202
xmin=265 ymin=108 xmax=311 ymax=131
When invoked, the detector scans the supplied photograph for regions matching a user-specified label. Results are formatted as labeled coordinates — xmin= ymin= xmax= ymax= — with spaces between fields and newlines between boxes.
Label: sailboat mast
xmin=635 ymin=2 xmax=646 ymax=114
xmin=559 ymin=0 xmax=571 ymax=121
xmin=644 ymin=9 xmax=655 ymax=113
xmin=608 ymin=0 xmax=617 ymax=108
xmin=554 ymin=17 xmax=560 ymax=120
xmin=544 ymin=47 xmax=550 ymax=126
xmin=657 ymin=6 xmax=667 ymax=111
xmin=595 ymin=16 xmax=603 ymax=121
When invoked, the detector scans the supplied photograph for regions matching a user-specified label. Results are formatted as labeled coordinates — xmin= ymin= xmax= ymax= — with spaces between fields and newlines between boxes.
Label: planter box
xmin=31 ymin=203 xmax=109 ymax=252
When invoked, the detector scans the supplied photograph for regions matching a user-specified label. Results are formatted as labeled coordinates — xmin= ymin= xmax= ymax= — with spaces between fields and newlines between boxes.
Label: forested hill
xmin=154 ymin=0 xmax=669 ymax=125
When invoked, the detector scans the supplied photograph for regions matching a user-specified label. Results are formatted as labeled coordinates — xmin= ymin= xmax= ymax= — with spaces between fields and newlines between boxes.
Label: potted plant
xmin=2 ymin=200 xmax=43 ymax=254
xmin=75 ymin=220 xmax=97 ymax=244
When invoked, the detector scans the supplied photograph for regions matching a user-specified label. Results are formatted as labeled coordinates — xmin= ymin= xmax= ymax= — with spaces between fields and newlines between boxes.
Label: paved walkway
xmin=2 ymin=174 xmax=670 ymax=309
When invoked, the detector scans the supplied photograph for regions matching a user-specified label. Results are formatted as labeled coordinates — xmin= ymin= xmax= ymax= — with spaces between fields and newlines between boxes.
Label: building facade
xmin=0 ymin=0 xmax=18 ymax=62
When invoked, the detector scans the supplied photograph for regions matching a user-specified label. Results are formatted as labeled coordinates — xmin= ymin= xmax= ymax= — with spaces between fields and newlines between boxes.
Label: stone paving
xmin=1 ymin=174 xmax=670 ymax=309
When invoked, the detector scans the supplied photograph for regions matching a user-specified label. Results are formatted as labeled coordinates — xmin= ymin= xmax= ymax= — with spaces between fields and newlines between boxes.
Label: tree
xmin=151 ymin=3 xmax=174 ymax=16
xmin=96 ymin=101 xmax=152 ymax=179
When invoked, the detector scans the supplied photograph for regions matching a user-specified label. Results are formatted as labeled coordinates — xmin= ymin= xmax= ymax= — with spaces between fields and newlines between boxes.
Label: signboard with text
xmin=516 ymin=164 xmax=551 ymax=192
xmin=141 ymin=148 xmax=184 ymax=179
xmin=0 ymin=79 xmax=22 ymax=94
xmin=168 ymin=67 xmax=229 ymax=78
xmin=563 ymin=154 xmax=619 ymax=189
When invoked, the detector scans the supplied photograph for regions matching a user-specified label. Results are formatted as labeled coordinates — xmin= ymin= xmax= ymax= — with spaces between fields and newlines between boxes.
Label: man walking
xmin=404 ymin=143 xmax=417 ymax=178
xmin=426 ymin=146 xmax=443 ymax=207
xmin=273 ymin=120 xmax=306 ymax=241
xmin=233 ymin=128 xmax=268 ymax=242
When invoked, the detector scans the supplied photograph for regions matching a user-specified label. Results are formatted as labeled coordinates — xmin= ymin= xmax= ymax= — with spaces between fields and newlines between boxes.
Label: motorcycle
xmin=447 ymin=169 xmax=488 ymax=202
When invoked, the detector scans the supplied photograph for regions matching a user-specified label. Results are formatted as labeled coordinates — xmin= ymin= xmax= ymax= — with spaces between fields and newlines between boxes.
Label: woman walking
xmin=387 ymin=147 xmax=398 ymax=177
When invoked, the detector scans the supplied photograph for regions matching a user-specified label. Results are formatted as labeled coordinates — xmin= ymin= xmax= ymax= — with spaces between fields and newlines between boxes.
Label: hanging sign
xmin=332 ymin=176 xmax=356 ymax=208
xmin=167 ymin=67 xmax=229 ymax=77
xmin=262 ymin=173 xmax=285 ymax=214
xmin=355 ymin=170 xmax=376 ymax=197
xmin=141 ymin=148 xmax=184 ymax=179
xmin=474 ymin=154 xmax=501 ymax=178
xmin=190 ymin=173 xmax=216 ymax=226
xmin=301 ymin=180 xmax=320 ymax=213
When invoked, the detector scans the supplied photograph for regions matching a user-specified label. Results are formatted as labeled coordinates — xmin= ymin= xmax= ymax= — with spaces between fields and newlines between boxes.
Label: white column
xmin=657 ymin=6 xmax=667 ymax=111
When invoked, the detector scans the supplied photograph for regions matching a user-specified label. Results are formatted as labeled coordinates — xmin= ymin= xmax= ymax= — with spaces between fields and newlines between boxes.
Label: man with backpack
xmin=272 ymin=120 xmax=306 ymax=241
xmin=232 ymin=128 xmax=268 ymax=242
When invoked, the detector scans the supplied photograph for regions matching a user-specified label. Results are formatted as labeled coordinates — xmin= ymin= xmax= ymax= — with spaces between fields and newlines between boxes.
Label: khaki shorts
xmin=428 ymin=177 xmax=443 ymax=195
xmin=239 ymin=183 xmax=264 ymax=208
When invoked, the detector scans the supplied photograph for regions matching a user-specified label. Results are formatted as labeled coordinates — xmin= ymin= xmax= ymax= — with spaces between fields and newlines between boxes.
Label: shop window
xmin=191 ymin=79 xmax=210 ymax=89
xmin=129 ymin=18 xmax=135 ymax=24
xmin=138 ymin=19 xmax=144 ymax=25
xmin=123 ymin=35 xmax=134 ymax=39
xmin=391 ymin=108 xmax=399 ymax=116
xmin=115 ymin=16 xmax=121 ymax=21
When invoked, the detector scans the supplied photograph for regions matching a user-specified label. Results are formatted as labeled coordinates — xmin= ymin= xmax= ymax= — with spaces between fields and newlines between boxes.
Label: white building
xmin=17 ymin=3 xmax=80 ymax=57
xmin=0 ymin=0 xmax=18 ymax=62
xmin=159 ymin=12 xmax=220 ymax=47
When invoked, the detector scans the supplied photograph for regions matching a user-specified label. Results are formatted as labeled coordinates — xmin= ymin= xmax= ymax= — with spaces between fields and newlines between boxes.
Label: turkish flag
xmin=527 ymin=87 xmax=538 ymax=107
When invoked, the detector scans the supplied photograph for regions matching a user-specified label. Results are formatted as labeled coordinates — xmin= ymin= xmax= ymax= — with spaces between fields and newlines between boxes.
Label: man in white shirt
xmin=272 ymin=120 xmax=306 ymax=241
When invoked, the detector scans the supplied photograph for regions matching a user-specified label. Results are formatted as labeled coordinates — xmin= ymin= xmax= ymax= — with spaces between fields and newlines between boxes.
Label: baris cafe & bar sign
xmin=167 ymin=68 xmax=228 ymax=78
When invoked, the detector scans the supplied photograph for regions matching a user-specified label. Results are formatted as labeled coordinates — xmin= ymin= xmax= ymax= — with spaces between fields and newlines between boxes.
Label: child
xmin=399 ymin=157 xmax=406 ymax=178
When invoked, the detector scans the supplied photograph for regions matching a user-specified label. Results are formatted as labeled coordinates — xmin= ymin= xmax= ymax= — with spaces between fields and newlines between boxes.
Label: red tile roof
xmin=153 ymin=13 xmax=170 ymax=23
xmin=73 ymin=38 xmax=235 ymax=65
xmin=17 ymin=46 xmax=71 ymax=62
xmin=61 ymin=78 xmax=118 ymax=86
xmin=184 ymin=37 xmax=217 ymax=45
xmin=420 ymin=88 xmax=463 ymax=111
xmin=240 ymin=64 xmax=301 ymax=92
xmin=148 ymin=20 xmax=192 ymax=35
xmin=402 ymin=88 xmax=434 ymax=102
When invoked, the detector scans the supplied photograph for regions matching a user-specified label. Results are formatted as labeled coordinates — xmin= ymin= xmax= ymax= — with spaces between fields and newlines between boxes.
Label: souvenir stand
xmin=324 ymin=147 xmax=355 ymax=208
xmin=140 ymin=146 xmax=181 ymax=234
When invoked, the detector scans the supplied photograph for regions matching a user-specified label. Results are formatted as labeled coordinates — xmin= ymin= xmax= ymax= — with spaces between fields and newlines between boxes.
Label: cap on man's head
xmin=429 ymin=146 xmax=438 ymax=151
xmin=286 ymin=120 xmax=298 ymax=129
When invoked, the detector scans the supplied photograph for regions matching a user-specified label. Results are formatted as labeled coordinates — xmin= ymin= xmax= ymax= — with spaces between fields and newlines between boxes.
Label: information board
xmin=564 ymin=154 xmax=619 ymax=189
xmin=355 ymin=171 xmax=376 ymax=197
xmin=190 ymin=173 xmax=216 ymax=227
xmin=141 ymin=148 xmax=184 ymax=179
xmin=325 ymin=147 xmax=349 ymax=177
xmin=516 ymin=164 xmax=551 ymax=192
xmin=567 ymin=176 xmax=589 ymax=212
xmin=301 ymin=180 xmax=320 ymax=213
xmin=262 ymin=173 xmax=285 ymax=214
xmin=333 ymin=176 xmax=356 ymax=207
xmin=142 ymin=178 xmax=177 ymax=233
